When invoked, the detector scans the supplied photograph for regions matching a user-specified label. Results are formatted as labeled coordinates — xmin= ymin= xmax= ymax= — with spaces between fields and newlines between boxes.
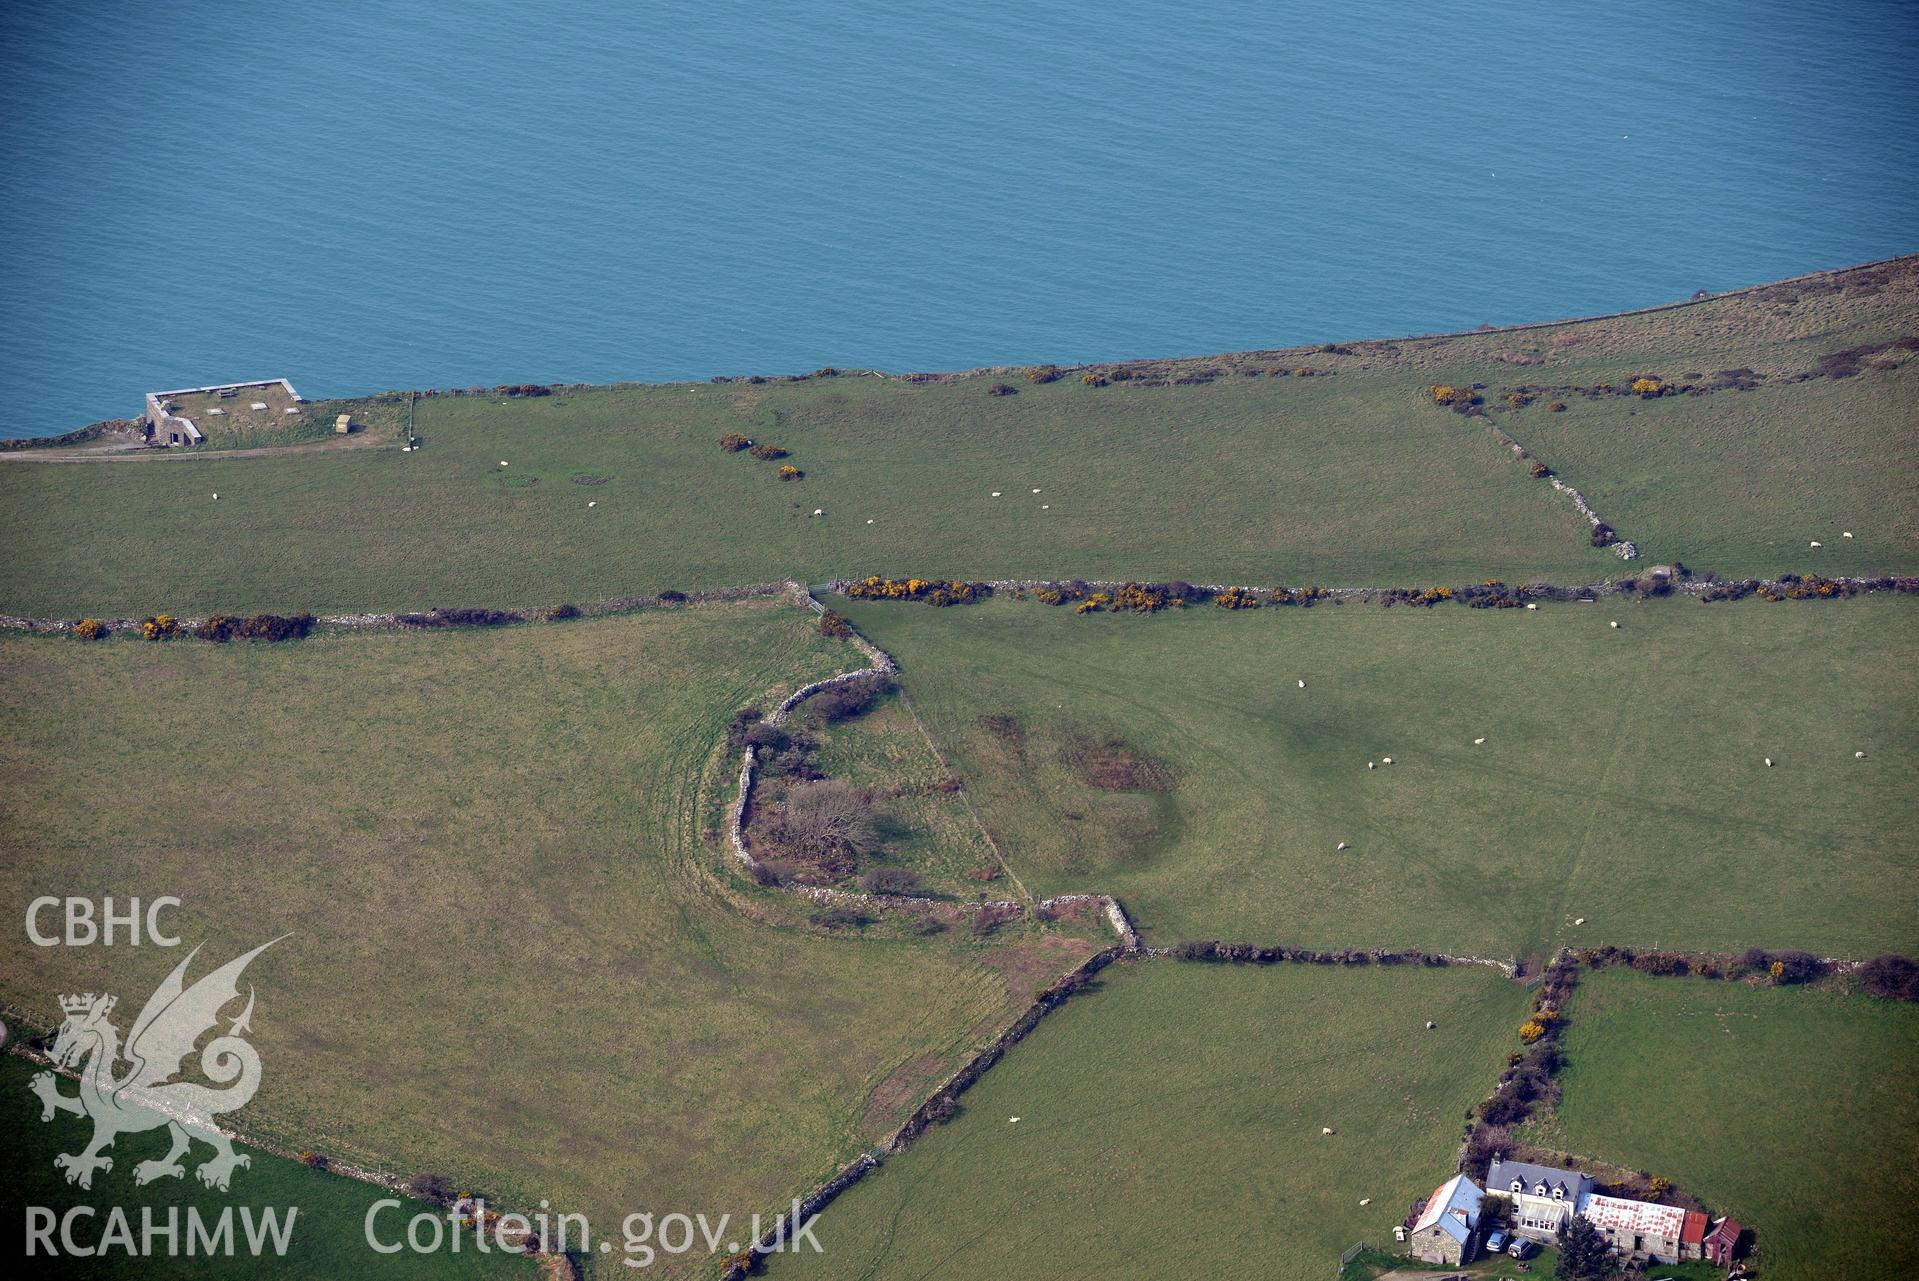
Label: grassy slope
xmin=0 ymin=604 xmax=1084 ymax=1277
xmin=0 ymin=371 xmax=1599 ymax=617
xmin=4 ymin=258 xmax=1912 ymax=619
xmin=1523 ymin=969 xmax=1919 ymax=1281
xmin=1512 ymin=362 xmax=1919 ymax=577
xmin=0 ymin=1056 xmax=530 ymax=1279
xmin=771 ymin=961 xmax=1529 ymax=1281
xmin=838 ymin=594 xmax=1919 ymax=960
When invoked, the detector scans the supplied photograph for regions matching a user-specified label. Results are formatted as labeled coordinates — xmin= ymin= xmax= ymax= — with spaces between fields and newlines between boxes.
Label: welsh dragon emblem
xmin=29 ymin=938 xmax=283 ymax=1191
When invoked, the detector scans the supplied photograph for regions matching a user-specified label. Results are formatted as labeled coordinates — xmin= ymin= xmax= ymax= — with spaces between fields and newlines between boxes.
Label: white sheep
xmin=1525 ymin=602 xmax=1538 ymax=610
xmin=1843 ymin=531 xmax=1854 ymax=539
xmin=1032 ymin=488 xmax=1042 ymax=494
xmin=1810 ymin=540 xmax=1822 ymax=548
xmin=587 ymin=501 xmax=596 ymax=508
xmin=1856 ymin=751 xmax=1866 ymax=759
xmin=1473 ymin=737 xmax=1486 ymax=745
xmin=500 ymin=461 xmax=508 ymax=467
xmin=1367 ymin=761 xmax=1376 ymax=770
xmin=1336 ymin=842 xmax=1350 ymax=851
xmin=991 ymin=491 xmax=1001 ymax=497
xmin=1321 ymin=1127 xmax=1335 ymax=1135
xmin=1610 ymin=620 xmax=1620 ymax=628
xmin=1382 ymin=756 xmax=1394 ymax=765
xmin=812 ymin=508 xmax=824 ymax=516
xmin=1764 ymin=757 xmax=1773 ymax=767
xmin=1297 ymin=679 xmax=1306 ymax=688
xmin=212 ymin=493 xmax=219 ymax=500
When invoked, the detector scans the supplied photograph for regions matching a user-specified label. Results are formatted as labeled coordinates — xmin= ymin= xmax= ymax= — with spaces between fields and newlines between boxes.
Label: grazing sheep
xmin=1382 ymin=756 xmax=1394 ymax=765
xmin=1367 ymin=761 xmax=1376 ymax=770
xmin=1321 ymin=1127 xmax=1335 ymax=1135
xmin=500 ymin=461 xmax=509 ymax=467
xmin=1856 ymin=750 xmax=1867 ymax=759
xmin=1424 ymin=1021 xmax=1436 ymax=1030
xmin=1810 ymin=540 xmax=1822 ymax=548
xmin=1574 ymin=917 xmax=1586 ymax=925
xmin=1359 ymin=1198 xmax=1372 ymax=1206
xmin=991 ymin=491 xmax=1001 ymax=497
xmin=1336 ymin=842 xmax=1350 ymax=851
xmin=1032 ymin=488 xmax=1041 ymax=493
xmin=1041 ymin=504 xmax=1050 ymax=509
xmin=1525 ymin=602 xmax=1538 ymax=610
xmin=587 ymin=501 xmax=597 ymax=508
xmin=812 ymin=508 xmax=824 ymax=516
xmin=1843 ymin=531 xmax=1854 ymax=539
xmin=1610 ymin=620 xmax=1620 ymax=628
xmin=866 ymin=518 xmax=874 ymax=524
xmin=1008 ymin=1117 xmax=1020 ymax=1124
xmin=1473 ymin=737 xmax=1486 ymax=745
xmin=1297 ymin=679 xmax=1306 ymax=688
xmin=212 ymin=493 xmax=219 ymax=500
xmin=1764 ymin=757 xmax=1773 ymax=767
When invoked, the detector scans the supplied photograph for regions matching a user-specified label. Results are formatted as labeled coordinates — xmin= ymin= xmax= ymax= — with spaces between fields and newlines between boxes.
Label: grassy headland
xmin=1 ymin=258 xmax=1912 ymax=618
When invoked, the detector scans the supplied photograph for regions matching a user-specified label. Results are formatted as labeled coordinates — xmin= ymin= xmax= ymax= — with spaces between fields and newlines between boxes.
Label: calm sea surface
xmin=2 ymin=0 xmax=1915 ymax=437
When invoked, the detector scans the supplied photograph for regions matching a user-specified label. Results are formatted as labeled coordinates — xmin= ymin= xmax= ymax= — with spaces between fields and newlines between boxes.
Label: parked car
xmin=1485 ymin=1230 xmax=1510 ymax=1255
xmin=1508 ymin=1238 xmax=1540 ymax=1259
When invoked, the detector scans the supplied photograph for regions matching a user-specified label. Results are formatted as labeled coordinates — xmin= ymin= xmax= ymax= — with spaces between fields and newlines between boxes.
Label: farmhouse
xmin=1406 ymin=1172 xmax=1484 ymax=1265
xmin=1486 ymin=1155 xmax=1593 ymax=1240
xmin=143 ymin=378 xmax=302 ymax=446
xmin=1579 ymin=1192 xmax=1709 ymax=1264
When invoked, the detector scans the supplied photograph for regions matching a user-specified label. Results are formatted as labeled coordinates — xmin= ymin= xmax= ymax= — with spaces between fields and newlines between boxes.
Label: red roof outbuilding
xmin=1705 ymin=1216 xmax=1743 ymax=1265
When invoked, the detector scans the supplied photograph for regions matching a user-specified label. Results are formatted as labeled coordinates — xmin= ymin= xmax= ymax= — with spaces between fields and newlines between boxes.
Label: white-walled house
xmin=1485 ymin=1155 xmax=1594 ymax=1240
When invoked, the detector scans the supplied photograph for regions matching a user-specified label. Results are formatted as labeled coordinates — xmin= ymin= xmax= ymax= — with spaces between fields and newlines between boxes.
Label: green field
xmin=0 ymin=1056 xmax=530 ymax=1279
xmin=836 ymin=592 xmax=1919 ymax=960
xmin=769 ymin=960 xmax=1530 ymax=1281
xmin=3 ymin=258 xmax=1913 ymax=619
xmin=2 ymin=260 xmax=1916 ymax=1279
xmin=1509 ymin=361 xmax=1919 ymax=578
xmin=0 ymin=603 xmax=1090 ymax=1277
xmin=1523 ymin=967 xmax=1919 ymax=1281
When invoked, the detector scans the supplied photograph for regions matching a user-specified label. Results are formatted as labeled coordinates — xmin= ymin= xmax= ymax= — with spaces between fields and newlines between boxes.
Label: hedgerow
xmin=843 ymin=577 xmax=991 ymax=606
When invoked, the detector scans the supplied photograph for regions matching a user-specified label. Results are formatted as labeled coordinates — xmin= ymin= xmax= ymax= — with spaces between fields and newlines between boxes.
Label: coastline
xmin=5 ymin=251 xmax=1912 ymax=449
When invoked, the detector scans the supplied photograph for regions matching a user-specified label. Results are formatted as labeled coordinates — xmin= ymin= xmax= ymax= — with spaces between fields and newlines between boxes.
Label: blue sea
xmin=2 ymin=0 xmax=1915 ymax=438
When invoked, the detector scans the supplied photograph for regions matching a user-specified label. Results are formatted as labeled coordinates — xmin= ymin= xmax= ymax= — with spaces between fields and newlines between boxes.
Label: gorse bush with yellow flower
xmin=72 ymin=619 xmax=109 ymax=641
xmin=139 ymin=614 xmax=179 ymax=641
xmin=843 ymin=577 xmax=991 ymax=607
